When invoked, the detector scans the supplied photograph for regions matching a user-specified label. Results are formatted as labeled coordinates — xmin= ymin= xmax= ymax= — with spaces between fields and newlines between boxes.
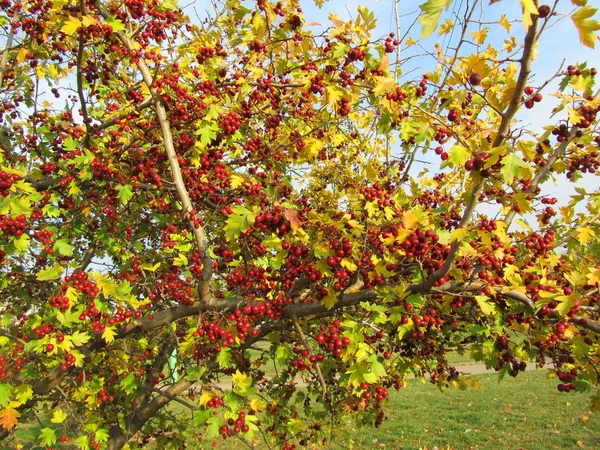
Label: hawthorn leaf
xmin=120 ymin=373 xmax=138 ymax=394
xmin=0 ymin=385 xmax=11 ymax=408
xmin=70 ymin=330 xmax=91 ymax=346
xmin=61 ymin=17 xmax=82 ymax=35
xmin=36 ymin=264 xmax=64 ymax=281
xmin=475 ymin=296 xmax=497 ymax=315
xmin=51 ymin=409 xmax=68 ymax=423
xmin=216 ymin=347 xmax=232 ymax=368
xmin=232 ymin=370 xmax=252 ymax=391
xmin=501 ymin=154 xmax=529 ymax=184
xmin=0 ymin=407 xmax=19 ymax=430
xmin=39 ymin=427 xmax=57 ymax=446
xmin=116 ymin=184 xmax=134 ymax=205
xmin=418 ymin=0 xmax=453 ymax=39
xmin=572 ymin=6 xmax=600 ymax=48
xmin=54 ymin=239 xmax=74 ymax=256
xmin=102 ymin=326 xmax=117 ymax=344
xmin=250 ymin=397 xmax=266 ymax=412
xmin=576 ymin=227 xmax=595 ymax=243
xmin=447 ymin=144 xmax=470 ymax=168
xmin=194 ymin=408 xmax=212 ymax=427
xmin=14 ymin=384 xmax=32 ymax=405
xmin=287 ymin=418 xmax=304 ymax=435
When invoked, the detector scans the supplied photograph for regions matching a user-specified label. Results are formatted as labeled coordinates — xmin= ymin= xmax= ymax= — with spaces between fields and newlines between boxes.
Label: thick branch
xmin=0 ymin=11 xmax=18 ymax=89
xmin=96 ymin=1 xmax=213 ymax=303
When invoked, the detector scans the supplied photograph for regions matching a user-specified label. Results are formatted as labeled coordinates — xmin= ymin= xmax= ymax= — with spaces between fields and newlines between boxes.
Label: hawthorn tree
xmin=0 ymin=0 xmax=599 ymax=448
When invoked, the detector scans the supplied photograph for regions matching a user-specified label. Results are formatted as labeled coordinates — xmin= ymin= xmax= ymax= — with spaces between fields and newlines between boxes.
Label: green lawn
xmin=11 ymin=370 xmax=600 ymax=449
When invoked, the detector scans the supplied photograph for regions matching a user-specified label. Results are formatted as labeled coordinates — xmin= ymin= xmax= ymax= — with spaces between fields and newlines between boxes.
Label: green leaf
xmin=14 ymin=384 xmax=32 ymax=405
xmin=120 ymin=373 xmax=138 ymax=394
xmin=60 ymin=17 xmax=81 ymax=35
xmin=500 ymin=154 xmax=529 ymax=184
xmin=196 ymin=121 xmax=218 ymax=145
xmin=224 ymin=206 xmax=256 ymax=240
xmin=36 ymin=264 xmax=64 ymax=281
xmin=185 ymin=366 xmax=206 ymax=381
xmin=418 ymin=0 xmax=453 ymax=39
xmin=116 ymin=184 xmax=134 ymax=205
xmin=70 ymin=330 xmax=91 ymax=346
xmin=572 ymin=6 xmax=600 ymax=48
xmin=54 ymin=238 xmax=74 ymax=256
xmin=0 ymin=384 xmax=12 ymax=408
xmin=475 ymin=295 xmax=497 ymax=315
xmin=39 ymin=427 xmax=57 ymax=447
xmin=50 ymin=409 xmax=67 ymax=423
xmin=194 ymin=408 xmax=212 ymax=427
xmin=216 ymin=347 xmax=232 ymax=368
xmin=447 ymin=144 xmax=470 ymax=168
xmin=12 ymin=234 xmax=29 ymax=252
xmin=105 ymin=17 xmax=126 ymax=32
xmin=173 ymin=253 xmax=188 ymax=267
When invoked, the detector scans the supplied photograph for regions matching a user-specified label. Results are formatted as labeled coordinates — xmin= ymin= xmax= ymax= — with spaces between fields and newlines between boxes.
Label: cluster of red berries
xmin=66 ymin=270 xmax=98 ymax=299
xmin=416 ymin=74 xmax=428 ymax=97
xmin=219 ymin=111 xmax=242 ymax=135
xmin=220 ymin=411 xmax=251 ymax=437
xmin=0 ymin=170 xmax=19 ymax=197
xmin=523 ymin=86 xmax=543 ymax=109
xmin=344 ymin=47 xmax=367 ymax=67
xmin=49 ymin=295 xmax=70 ymax=311
xmin=248 ymin=40 xmax=268 ymax=53
xmin=556 ymin=368 xmax=578 ymax=392
xmin=0 ymin=214 xmax=27 ymax=237
xmin=196 ymin=46 xmax=215 ymax=63
xmin=567 ymin=151 xmax=600 ymax=178
xmin=316 ymin=320 xmax=350 ymax=357
xmin=384 ymin=33 xmax=399 ymax=53
xmin=385 ymin=86 xmax=408 ymax=102
xmin=337 ymin=97 xmax=350 ymax=116
xmin=309 ymin=74 xmax=325 ymax=95
xmin=61 ymin=353 xmax=77 ymax=371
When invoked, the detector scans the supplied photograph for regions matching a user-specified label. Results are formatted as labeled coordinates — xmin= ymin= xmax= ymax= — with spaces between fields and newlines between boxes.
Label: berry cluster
xmin=316 ymin=319 xmax=350 ymax=357
xmin=219 ymin=111 xmax=242 ymax=135
xmin=0 ymin=170 xmax=19 ymax=197
xmin=384 ymin=33 xmax=399 ymax=53
xmin=0 ymin=214 xmax=27 ymax=237
xmin=196 ymin=46 xmax=214 ymax=63
xmin=337 ymin=97 xmax=350 ymax=116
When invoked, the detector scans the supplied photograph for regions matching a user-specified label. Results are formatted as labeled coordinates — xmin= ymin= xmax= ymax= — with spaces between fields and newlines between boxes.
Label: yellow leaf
xmin=568 ymin=107 xmax=585 ymax=125
xmin=372 ymin=76 xmax=397 ymax=97
xmin=61 ymin=17 xmax=82 ymax=35
xmin=572 ymin=6 xmax=600 ymax=48
xmin=587 ymin=267 xmax=600 ymax=286
xmin=499 ymin=14 xmax=511 ymax=32
xmin=141 ymin=262 xmax=161 ymax=272
xmin=250 ymin=397 xmax=266 ymax=412
xmin=576 ymin=227 xmax=596 ymax=244
xmin=102 ymin=326 xmax=117 ymax=344
xmin=199 ymin=391 xmax=213 ymax=406
xmin=232 ymin=370 xmax=252 ymax=391
xmin=402 ymin=210 xmax=418 ymax=229
xmin=321 ymin=287 xmax=337 ymax=310
xmin=450 ymin=227 xmax=469 ymax=242
xmin=470 ymin=27 xmax=489 ymax=45
xmin=520 ymin=0 xmax=538 ymax=30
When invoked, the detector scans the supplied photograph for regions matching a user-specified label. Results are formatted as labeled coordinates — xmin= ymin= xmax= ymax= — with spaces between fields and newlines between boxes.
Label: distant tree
xmin=0 ymin=0 xmax=599 ymax=448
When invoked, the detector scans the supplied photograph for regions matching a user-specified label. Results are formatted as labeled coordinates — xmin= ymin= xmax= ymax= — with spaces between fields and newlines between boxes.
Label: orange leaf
xmin=284 ymin=209 xmax=301 ymax=230
xmin=0 ymin=407 xmax=20 ymax=430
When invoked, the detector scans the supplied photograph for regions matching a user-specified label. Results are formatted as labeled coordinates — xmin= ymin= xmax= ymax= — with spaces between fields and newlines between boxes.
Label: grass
xmin=11 ymin=370 xmax=600 ymax=449
xmin=204 ymin=369 xmax=599 ymax=450
xmin=336 ymin=370 xmax=600 ymax=450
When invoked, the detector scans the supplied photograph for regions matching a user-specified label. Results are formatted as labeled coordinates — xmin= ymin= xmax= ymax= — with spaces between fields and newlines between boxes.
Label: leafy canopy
xmin=0 ymin=0 xmax=599 ymax=449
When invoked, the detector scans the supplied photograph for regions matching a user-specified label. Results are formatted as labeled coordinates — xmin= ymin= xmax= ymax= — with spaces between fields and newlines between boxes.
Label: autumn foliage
xmin=0 ymin=0 xmax=600 ymax=448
